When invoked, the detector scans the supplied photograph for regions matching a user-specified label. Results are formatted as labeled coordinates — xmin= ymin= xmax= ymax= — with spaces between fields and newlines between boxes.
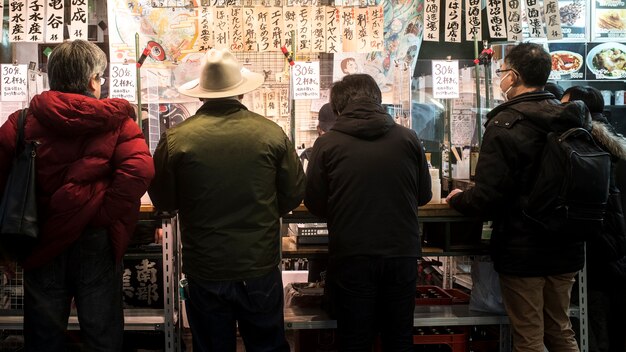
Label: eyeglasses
xmin=495 ymin=68 xmax=515 ymax=78
xmin=95 ymin=74 xmax=106 ymax=86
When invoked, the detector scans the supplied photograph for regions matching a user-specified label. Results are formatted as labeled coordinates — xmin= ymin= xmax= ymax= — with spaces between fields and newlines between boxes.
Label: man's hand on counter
xmin=445 ymin=189 xmax=463 ymax=203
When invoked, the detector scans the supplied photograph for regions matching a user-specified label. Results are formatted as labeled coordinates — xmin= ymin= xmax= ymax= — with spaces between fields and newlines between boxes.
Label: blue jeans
xmin=326 ymin=256 xmax=417 ymax=352
xmin=23 ymin=228 xmax=124 ymax=352
xmin=185 ymin=266 xmax=290 ymax=352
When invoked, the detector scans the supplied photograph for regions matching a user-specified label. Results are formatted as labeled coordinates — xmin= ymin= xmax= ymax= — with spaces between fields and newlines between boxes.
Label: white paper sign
xmin=486 ymin=0 xmax=506 ymax=38
xmin=544 ymin=0 xmax=563 ymax=40
xmin=465 ymin=0 xmax=482 ymax=41
xmin=109 ymin=64 xmax=137 ymax=102
xmin=525 ymin=0 xmax=545 ymax=38
xmin=46 ymin=0 xmax=65 ymax=43
xmin=70 ymin=0 xmax=88 ymax=40
xmin=444 ymin=0 xmax=462 ymax=42
xmin=506 ymin=0 xmax=523 ymax=41
xmin=1 ymin=64 xmax=28 ymax=102
xmin=432 ymin=60 xmax=459 ymax=99
xmin=292 ymin=61 xmax=320 ymax=100
xmin=424 ymin=0 xmax=440 ymax=42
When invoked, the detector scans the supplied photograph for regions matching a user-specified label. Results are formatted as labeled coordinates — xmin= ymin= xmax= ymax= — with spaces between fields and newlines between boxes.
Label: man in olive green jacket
xmin=148 ymin=49 xmax=305 ymax=352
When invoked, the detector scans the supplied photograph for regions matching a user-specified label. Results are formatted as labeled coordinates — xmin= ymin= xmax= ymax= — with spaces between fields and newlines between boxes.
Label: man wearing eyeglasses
xmin=446 ymin=42 xmax=589 ymax=352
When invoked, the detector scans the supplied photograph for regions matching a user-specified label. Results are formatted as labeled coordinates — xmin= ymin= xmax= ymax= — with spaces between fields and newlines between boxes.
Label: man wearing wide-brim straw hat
xmin=149 ymin=48 xmax=305 ymax=352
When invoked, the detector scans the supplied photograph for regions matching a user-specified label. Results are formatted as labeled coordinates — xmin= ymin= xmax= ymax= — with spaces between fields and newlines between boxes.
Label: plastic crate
xmin=413 ymin=327 xmax=468 ymax=352
xmin=444 ymin=288 xmax=470 ymax=304
xmin=415 ymin=285 xmax=454 ymax=305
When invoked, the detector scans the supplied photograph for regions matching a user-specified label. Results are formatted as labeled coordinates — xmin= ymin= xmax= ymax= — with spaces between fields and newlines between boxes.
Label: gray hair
xmin=47 ymin=40 xmax=107 ymax=94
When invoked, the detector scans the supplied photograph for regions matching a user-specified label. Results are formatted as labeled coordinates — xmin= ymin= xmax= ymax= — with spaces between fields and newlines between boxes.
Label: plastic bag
xmin=469 ymin=257 xmax=506 ymax=314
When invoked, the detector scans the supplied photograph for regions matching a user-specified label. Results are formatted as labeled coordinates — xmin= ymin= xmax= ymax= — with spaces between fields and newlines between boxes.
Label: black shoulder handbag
xmin=0 ymin=109 xmax=39 ymax=261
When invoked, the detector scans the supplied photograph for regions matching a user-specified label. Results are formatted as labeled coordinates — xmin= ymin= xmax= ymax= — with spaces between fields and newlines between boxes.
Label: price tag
xmin=291 ymin=61 xmax=320 ymax=100
xmin=109 ymin=63 xmax=137 ymax=102
xmin=432 ymin=60 xmax=459 ymax=99
xmin=1 ymin=64 xmax=28 ymax=102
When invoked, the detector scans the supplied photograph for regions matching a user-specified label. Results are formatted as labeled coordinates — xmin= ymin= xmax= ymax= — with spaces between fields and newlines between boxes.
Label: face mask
xmin=500 ymin=72 xmax=514 ymax=101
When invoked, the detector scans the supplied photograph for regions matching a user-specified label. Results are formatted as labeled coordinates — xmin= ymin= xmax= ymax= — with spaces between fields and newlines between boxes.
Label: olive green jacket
xmin=149 ymin=99 xmax=305 ymax=281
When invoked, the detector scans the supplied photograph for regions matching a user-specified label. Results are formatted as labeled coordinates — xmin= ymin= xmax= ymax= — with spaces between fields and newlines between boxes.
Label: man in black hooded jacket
xmin=447 ymin=43 xmax=588 ymax=352
xmin=305 ymin=74 xmax=432 ymax=351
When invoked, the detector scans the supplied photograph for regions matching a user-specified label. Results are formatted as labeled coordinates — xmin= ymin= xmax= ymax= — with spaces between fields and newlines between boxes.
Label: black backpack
xmin=523 ymin=126 xmax=611 ymax=240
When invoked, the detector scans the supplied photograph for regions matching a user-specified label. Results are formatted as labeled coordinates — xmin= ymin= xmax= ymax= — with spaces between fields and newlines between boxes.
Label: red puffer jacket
xmin=0 ymin=91 xmax=154 ymax=270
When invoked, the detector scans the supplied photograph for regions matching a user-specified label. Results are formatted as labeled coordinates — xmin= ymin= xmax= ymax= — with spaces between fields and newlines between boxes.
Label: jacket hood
xmin=592 ymin=119 xmax=626 ymax=160
xmin=28 ymin=91 xmax=134 ymax=137
xmin=331 ymin=98 xmax=396 ymax=140
xmin=488 ymin=91 xmax=592 ymax=133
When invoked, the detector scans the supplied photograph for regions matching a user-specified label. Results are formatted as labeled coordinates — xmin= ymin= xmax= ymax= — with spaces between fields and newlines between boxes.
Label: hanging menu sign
xmin=486 ymin=0 xmax=507 ymax=38
xmin=109 ymin=64 xmax=137 ymax=102
xmin=292 ymin=61 xmax=320 ymax=100
xmin=424 ymin=0 xmax=441 ymax=42
xmin=506 ymin=0 xmax=523 ymax=41
xmin=9 ymin=0 xmax=27 ymax=42
xmin=69 ymin=0 xmax=88 ymax=40
xmin=465 ymin=0 xmax=482 ymax=41
xmin=544 ymin=0 xmax=563 ymax=40
xmin=1 ymin=64 xmax=28 ymax=102
xmin=46 ymin=0 xmax=65 ymax=43
xmin=592 ymin=0 xmax=626 ymax=40
xmin=444 ymin=0 xmax=462 ymax=42
xmin=432 ymin=60 xmax=459 ymax=99
xmin=559 ymin=0 xmax=586 ymax=40
xmin=26 ymin=0 xmax=45 ymax=42
xmin=526 ymin=0 xmax=545 ymax=38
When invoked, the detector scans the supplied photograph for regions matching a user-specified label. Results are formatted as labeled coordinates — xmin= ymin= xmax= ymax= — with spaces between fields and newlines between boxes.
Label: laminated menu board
xmin=559 ymin=0 xmax=587 ymax=40
xmin=585 ymin=42 xmax=626 ymax=80
xmin=548 ymin=42 xmax=586 ymax=80
xmin=592 ymin=0 xmax=626 ymax=40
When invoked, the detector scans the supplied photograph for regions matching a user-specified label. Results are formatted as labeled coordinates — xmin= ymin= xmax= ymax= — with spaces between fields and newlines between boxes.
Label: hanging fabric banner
xmin=26 ymin=0 xmax=45 ymax=42
xmin=465 ymin=0 xmax=481 ymax=41
xmin=506 ymin=0 xmax=523 ymax=41
xmin=9 ymin=1 xmax=27 ymax=42
xmin=544 ymin=0 xmax=563 ymax=40
xmin=486 ymin=0 xmax=506 ymax=38
xmin=423 ymin=0 xmax=440 ymax=42
xmin=69 ymin=0 xmax=88 ymax=40
xmin=45 ymin=0 xmax=64 ymax=43
xmin=444 ymin=0 xmax=462 ymax=42
xmin=525 ymin=0 xmax=545 ymax=38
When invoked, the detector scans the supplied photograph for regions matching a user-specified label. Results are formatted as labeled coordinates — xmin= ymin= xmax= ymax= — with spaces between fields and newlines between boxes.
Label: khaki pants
xmin=499 ymin=273 xmax=579 ymax=352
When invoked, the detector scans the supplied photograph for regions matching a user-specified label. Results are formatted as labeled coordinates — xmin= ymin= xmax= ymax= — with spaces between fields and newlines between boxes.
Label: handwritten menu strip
xmin=297 ymin=7 xmax=312 ymax=52
xmin=369 ymin=5 xmax=384 ymax=52
xmin=70 ymin=0 xmax=88 ymax=41
xmin=9 ymin=1 xmax=27 ymax=42
xmin=465 ymin=0 xmax=482 ymax=41
xmin=544 ymin=0 xmax=563 ymax=40
xmin=229 ymin=7 xmax=244 ymax=51
xmin=486 ymin=0 xmax=506 ymax=38
xmin=1 ymin=64 xmax=28 ymax=102
xmin=109 ymin=64 xmax=137 ymax=102
xmin=292 ymin=61 xmax=320 ymax=100
xmin=26 ymin=0 xmax=44 ymax=42
xmin=506 ymin=0 xmax=523 ymax=41
xmin=270 ymin=7 xmax=285 ymax=51
xmin=256 ymin=7 xmax=271 ymax=52
xmin=341 ymin=7 xmax=356 ymax=52
xmin=46 ymin=0 xmax=64 ymax=43
xmin=283 ymin=7 xmax=297 ymax=48
xmin=326 ymin=6 xmax=340 ymax=53
xmin=312 ymin=7 xmax=326 ymax=53
xmin=424 ymin=0 xmax=441 ymax=42
xmin=355 ymin=7 xmax=368 ymax=53
xmin=526 ymin=0 xmax=545 ymax=38
xmin=214 ymin=8 xmax=229 ymax=50
xmin=444 ymin=0 xmax=462 ymax=42
xmin=243 ymin=7 xmax=257 ymax=51
xmin=196 ymin=6 xmax=214 ymax=52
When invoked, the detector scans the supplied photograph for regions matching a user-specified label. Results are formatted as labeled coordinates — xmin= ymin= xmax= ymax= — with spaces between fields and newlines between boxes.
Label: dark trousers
xmin=327 ymin=256 xmax=417 ymax=352
xmin=185 ymin=266 xmax=290 ymax=352
xmin=24 ymin=228 xmax=124 ymax=352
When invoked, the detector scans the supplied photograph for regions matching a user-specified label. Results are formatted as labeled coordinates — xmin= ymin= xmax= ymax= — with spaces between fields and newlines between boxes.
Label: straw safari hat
xmin=178 ymin=48 xmax=264 ymax=99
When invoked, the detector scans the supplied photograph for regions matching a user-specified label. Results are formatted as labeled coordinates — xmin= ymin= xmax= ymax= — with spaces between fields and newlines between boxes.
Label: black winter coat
xmin=304 ymin=98 xmax=432 ymax=259
xmin=449 ymin=91 xmax=590 ymax=276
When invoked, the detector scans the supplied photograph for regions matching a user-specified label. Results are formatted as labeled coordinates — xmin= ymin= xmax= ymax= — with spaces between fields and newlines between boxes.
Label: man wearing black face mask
xmin=446 ymin=43 xmax=590 ymax=352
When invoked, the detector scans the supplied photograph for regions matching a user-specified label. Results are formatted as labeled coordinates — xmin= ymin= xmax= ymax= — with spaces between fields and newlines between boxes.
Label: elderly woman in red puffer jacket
xmin=0 ymin=40 xmax=154 ymax=352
